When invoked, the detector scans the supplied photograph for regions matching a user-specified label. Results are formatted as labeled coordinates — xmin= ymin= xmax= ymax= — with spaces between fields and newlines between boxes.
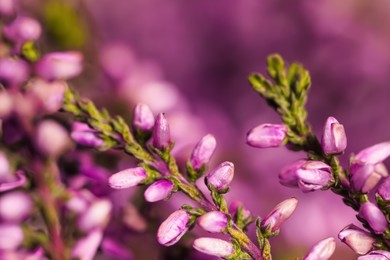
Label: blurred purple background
xmin=75 ymin=0 xmax=390 ymax=259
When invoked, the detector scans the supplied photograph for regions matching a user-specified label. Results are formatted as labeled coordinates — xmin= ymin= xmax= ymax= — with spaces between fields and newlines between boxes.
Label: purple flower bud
xmin=350 ymin=163 xmax=388 ymax=193
xmin=153 ymin=113 xmax=171 ymax=149
xmin=0 ymin=57 xmax=29 ymax=87
xmin=144 ymin=179 xmax=174 ymax=202
xmin=197 ymin=211 xmax=228 ymax=233
xmin=0 ymin=191 xmax=32 ymax=222
xmin=193 ymin=238 xmax=235 ymax=258
xmin=157 ymin=209 xmax=190 ymax=246
xmin=72 ymin=229 xmax=103 ymax=260
xmin=71 ymin=122 xmax=105 ymax=148
xmin=3 ymin=16 xmax=41 ymax=43
xmin=261 ymin=198 xmax=298 ymax=232
xmin=303 ymin=237 xmax=336 ymax=260
xmin=338 ymin=224 xmax=375 ymax=255
xmin=358 ymin=250 xmax=390 ymax=260
xmin=190 ymin=134 xmax=217 ymax=170
xmin=229 ymin=200 xmax=251 ymax=219
xmin=279 ymin=160 xmax=332 ymax=192
xmin=354 ymin=142 xmax=390 ymax=165
xmin=35 ymin=120 xmax=71 ymax=157
xmin=0 ymin=224 xmax=24 ymax=250
xmin=377 ymin=176 xmax=390 ymax=201
xmin=78 ymin=199 xmax=112 ymax=232
xmin=321 ymin=116 xmax=347 ymax=155
xmin=246 ymin=123 xmax=287 ymax=148
xmin=108 ymin=167 xmax=147 ymax=189
xmin=0 ymin=91 xmax=13 ymax=119
xmin=359 ymin=202 xmax=388 ymax=234
xmin=0 ymin=171 xmax=26 ymax=192
xmin=35 ymin=51 xmax=83 ymax=81
xmin=0 ymin=0 xmax=17 ymax=19
xmin=205 ymin=161 xmax=234 ymax=191
xmin=26 ymin=79 xmax=66 ymax=113
xmin=133 ymin=103 xmax=155 ymax=132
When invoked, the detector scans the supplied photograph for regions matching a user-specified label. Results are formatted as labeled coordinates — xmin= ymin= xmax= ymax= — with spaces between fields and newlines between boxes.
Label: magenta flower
xmin=133 ymin=103 xmax=155 ymax=132
xmin=190 ymin=134 xmax=217 ymax=170
xmin=35 ymin=51 xmax=83 ymax=81
xmin=108 ymin=167 xmax=147 ymax=189
xmin=0 ymin=191 xmax=32 ymax=222
xmin=157 ymin=209 xmax=190 ymax=246
xmin=359 ymin=202 xmax=388 ymax=234
xmin=3 ymin=16 xmax=41 ymax=43
xmin=303 ymin=237 xmax=336 ymax=260
xmin=197 ymin=211 xmax=228 ymax=233
xmin=72 ymin=229 xmax=103 ymax=260
xmin=261 ymin=198 xmax=298 ymax=232
xmin=350 ymin=142 xmax=390 ymax=193
xmin=35 ymin=120 xmax=71 ymax=157
xmin=71 ymin=122 xmax=105 ymax=148
xmin=358 ymin=250 xmax=390 ymax=260
xmin=0 ymin=224 xmax=24 ymax=250
xmin=77 ymin=199 xmax=112 ymax=232
xmin=246 ymin=123 xmax=287 ymax=148
xmin=0 ymin=0 xmax=17 ymax=19
xmin=205 ymin=161 xmax=234 ymax=191
xmin=153 ymin=113 xmax=171 ymax=150
xmin=321 ymin=116 xmax=347 ymax=155
xmin=377 ymin=176 xmax=390 ymax=201
xmin=0 ymin=171 xmax=27 ymax=192
xmin=193 ymin=237 xmax=235 ymax=258
xmin=144 ymin=179 xmax=174 ymax=202
xmin=279 ymin=160 xmax=332 ymax=192
xmin=338 ymin=224 xmax=375 ymax=255
xmin=0 ymin=57 xmax=29 ymax=87
xmin=350 ymin=163 xmax=388 ymax=193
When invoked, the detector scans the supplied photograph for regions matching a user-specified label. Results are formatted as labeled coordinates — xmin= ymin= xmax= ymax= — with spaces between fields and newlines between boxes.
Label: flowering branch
xmin=248 ymin=54 xmax=390 ymax=257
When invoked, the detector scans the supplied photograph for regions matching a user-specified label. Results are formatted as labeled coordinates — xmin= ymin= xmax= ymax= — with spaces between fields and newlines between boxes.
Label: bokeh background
xmin=31 ymin=0 xmax=390 ymax=259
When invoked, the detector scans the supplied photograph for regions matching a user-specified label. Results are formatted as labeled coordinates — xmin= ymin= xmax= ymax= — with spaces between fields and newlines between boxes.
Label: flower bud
xmin=229 ymin=200 xmax=251 ymax=219
xmin=78 ymin=199 xmax=112 ymax=232
xmin=279 ymin=160 xmax=332 ymax=192
xmin=35 ymin=51 xmax=83 ymax=81
xmin=3 ymin=16 xmax=41 ymax=43
xmin=0 ymin=57 xmax=29 ymax=87
xmin=153 ymin=113 xmax=171 ymax=149
xmin=338 ymin=224 xmax=375 ymax=255
xmin=71 ymin=122 xmax=105 ymax=148
xmin=26 ymin=79 xmax=66 ymax=113
xmin=303 ymin=237 xmax=336 ymax=260
xmin=354 ymin=142 xmax=390 ymax=165
xmin=190 ymin=134 xmax=217 ymax=170
xmin=0 ymin=171 xmax=26 ymax=192
xmin=197 ymin=211 xmax=228 ymax=233
xmin=72 ymin=229 xmax=103 ymax=260
xmin=205 ymin=161 xmax=234 ymax=191
xmin=193 ymin=237 xmax=235 ymax=258
xmin=359 ymin=202 xmax=388 ymax=234
xmin=377 ymin=176 xmax=390 ymax=201
xmin=0 ymin=224 xmax=24 ymax=250
xmin=157 ymin=209 xmax=190 ymax=246
xmin=321 ymin=116 xmax=347 ymax=155
xmin=144 ymin=179 xmax=174 ymax=202
xmin=108 ymin=167 xmax=147 ymax=189
xmin=350 ymin=163 xmax=388 ymax=193
xmin=133 ymin=103 xmax=155 ymax=132
xmin=246 ymin=123 xmax=287 ymax=148
xmin=35 ymin=120 xmax=71 ymax=157
xmin=0 ymin=0 xmax=17 ymax=19
xmin=358 ymin=250 xmax=390 ymax=260
xmin=261 ymin=198 xmax=298 ymax=232
xmin=0 ymin=191 xmax=32 ymax=222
